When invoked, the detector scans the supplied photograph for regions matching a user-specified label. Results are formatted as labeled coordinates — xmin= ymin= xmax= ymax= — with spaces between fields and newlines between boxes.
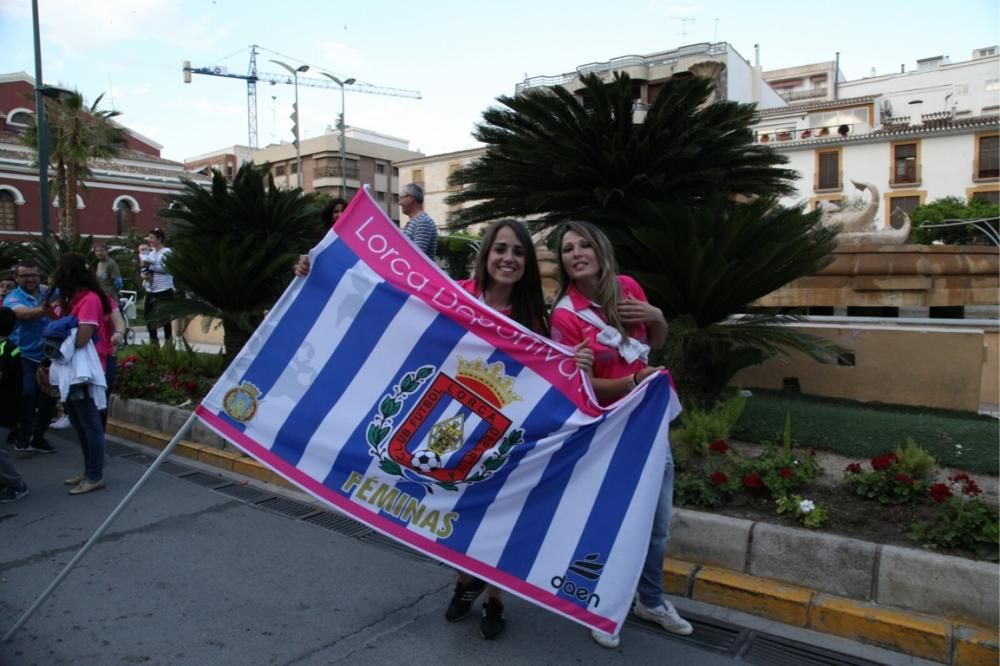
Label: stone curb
xmin=106 ymin=400 xmax=1000 ymax=665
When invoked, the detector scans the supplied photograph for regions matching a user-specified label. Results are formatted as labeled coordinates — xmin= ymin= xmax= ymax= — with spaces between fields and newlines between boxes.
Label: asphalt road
xmin=1 ymin=429 xmax=933 ymax=666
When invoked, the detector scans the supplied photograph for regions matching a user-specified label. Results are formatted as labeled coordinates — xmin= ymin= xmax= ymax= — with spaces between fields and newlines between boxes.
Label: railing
xmin=314 ymin=165 xmax=359 ymax=180
xmin=889 ymin=163 xmax=921 ymax=186
xmin=754 ymin=122 xmax=867 ymax=144
xmin=782 ymin=87 xmax=828 ymax=101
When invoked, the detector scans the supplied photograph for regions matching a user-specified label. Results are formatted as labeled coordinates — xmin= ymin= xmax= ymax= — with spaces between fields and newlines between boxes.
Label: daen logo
xmin=550 ymin=553 xmax=604 ymax=608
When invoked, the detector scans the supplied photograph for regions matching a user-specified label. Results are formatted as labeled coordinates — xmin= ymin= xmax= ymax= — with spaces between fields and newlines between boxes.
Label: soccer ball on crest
xmin=412 ymin=449 xmax=442 ymax=472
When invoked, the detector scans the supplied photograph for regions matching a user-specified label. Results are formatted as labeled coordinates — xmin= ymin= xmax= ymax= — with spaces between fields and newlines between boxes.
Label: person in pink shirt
xmin=548 ymin=220 xmax=691 ymax=649
xmin=49 ymin=253 xmax=112 ymax=495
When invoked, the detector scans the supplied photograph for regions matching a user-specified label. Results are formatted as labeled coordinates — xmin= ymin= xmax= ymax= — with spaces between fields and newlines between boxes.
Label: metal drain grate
xmin=253 ymin=497 xmax=316 ymax=518
xmin=121 ymin=452 xmax=158 ymax=466
xmin=157 ymin=461 xmax=192 ymax=476
xmin=628 ymin=612 xmax=747 ymax=655
xmin=106 ymin=441 xmax=133 ymax=457
xmin=179 ymin=471 xmax=230 ymax=488
xmin=741 ymin=633 xmax=885 ymax=666
xmin=302 ymin=511 xmax=374 ymax=538
xmin=214 ymin=483 xmax=272 ymax=503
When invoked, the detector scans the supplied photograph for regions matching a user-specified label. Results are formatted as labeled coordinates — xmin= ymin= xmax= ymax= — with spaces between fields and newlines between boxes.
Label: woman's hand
xmin=572 ymin=339 xmax=593 ymax=375
xmin=618 ymin=298 xmax=664 ymax=326
xmin=294 ymin=254 xmax=310 ymax=277
xmin=634 ymin=365 xmax=664 ymax=385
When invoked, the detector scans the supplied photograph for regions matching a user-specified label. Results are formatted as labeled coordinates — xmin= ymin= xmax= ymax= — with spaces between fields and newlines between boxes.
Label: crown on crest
xmin=455 ymin=356 xmax=521 ymax=408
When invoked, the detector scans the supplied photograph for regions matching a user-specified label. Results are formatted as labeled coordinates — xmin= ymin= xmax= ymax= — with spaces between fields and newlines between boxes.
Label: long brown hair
xmin=554 ymin=220 xmax=626 ymax=335
xmin=473 ymin=219 xmax=549 ymax=336
xmin=52 ymin=252 xmax=111 ymax=315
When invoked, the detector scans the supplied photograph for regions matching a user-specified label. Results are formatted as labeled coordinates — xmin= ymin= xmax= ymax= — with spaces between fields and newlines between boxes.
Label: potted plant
xmin=801 ymin=129 xmax=812 ymax=139
xmin=838 ymin=124 xmax=850 ymax=137
xmin=777 ymin=131 xmax=791 ymax=141
xmin=760 ymin=134 xmax=770 ymax=143
xmin=818 ymin=127 xmax=830 ymax=136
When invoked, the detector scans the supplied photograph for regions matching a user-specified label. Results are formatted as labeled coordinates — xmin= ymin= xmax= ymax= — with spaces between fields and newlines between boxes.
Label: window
xmin=0 ymin=191 xmax=16 ymax=231
xmin=115 ymin=199 xmax=134 ymax=235
xmin=888 ymin=195 xmax=921 ymax=230
xmin=809 ymin=107 xmax=869 ymax=131
xmin=412 ymin=168 xmax=424 ymax=186
xmin=816 ymin=149 xmax=841 ymax=190
xmin=393 ymin=193 xmax=399 ymax=204
xmin=986 ymin=80 xmax=1000 ymax=92
xmin=291 ymin=162 xmax=298 ymax=174
xmin=376 ymin=163 xmax=386 ymax=175
xmin=393 ymin=167 xmax=399 ymax=177
xmin=5 ymin=108 xmax=32 ymax=128
xmin=376 ymin=190 xmax=386 ymax=201
xmin=892 ymin=142 xmax=918 ymax=184
xmin=226 ymin=165 xmax=234 ymax=178
xmin=971 ymin=189 xmax=1000 ymax=205
xmin=275 ymin=164 xmax=286 ymax=176
xmin=447 ymin=163 xmax=461 ymax=191
xmin=976 ymin=134 xmax=999 ymax=179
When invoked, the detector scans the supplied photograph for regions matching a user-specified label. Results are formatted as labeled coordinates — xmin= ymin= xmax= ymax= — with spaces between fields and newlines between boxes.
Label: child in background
xmin=0 ymin=271 xmax=15 ymax=301
xmin=0 ymin=306 xmax=28 ymax=503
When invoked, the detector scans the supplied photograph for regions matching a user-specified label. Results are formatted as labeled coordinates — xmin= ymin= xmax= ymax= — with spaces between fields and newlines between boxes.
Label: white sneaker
xmin=633 ymin=599 xmax=693 ymax=635
xmin=590 ymin=629 xmax=620 ymax=648
xmin=51 ymin=415 xmax=71 ymax=429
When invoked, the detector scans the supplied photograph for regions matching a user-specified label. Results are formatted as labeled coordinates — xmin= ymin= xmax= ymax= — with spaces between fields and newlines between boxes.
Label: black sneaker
xmin=0 ymin=481 xmax=29 ymax=504
xmin=28 ymin=439 xmax=55 ymax=454
xmin=445 ymin=579 xmax=486 ymax=622
xmin=479 ymin=598 xmax=505 ymax=640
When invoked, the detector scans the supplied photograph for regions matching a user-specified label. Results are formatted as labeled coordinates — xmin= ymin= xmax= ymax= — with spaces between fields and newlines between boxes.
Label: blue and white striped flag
xmin=196 ymin=189 xmax=681 ymax=634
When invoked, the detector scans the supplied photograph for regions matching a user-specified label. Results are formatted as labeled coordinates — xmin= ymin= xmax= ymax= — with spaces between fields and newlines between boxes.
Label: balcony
xmin=889 ymin=163 xmax=922 ymax=188
xmin=781 ymin=87 xmax=829 ymax=102
xmin=315 ymin=165 xmax=360 ymax=180
xmin=755 ymin=122 xmax=867 ymax=144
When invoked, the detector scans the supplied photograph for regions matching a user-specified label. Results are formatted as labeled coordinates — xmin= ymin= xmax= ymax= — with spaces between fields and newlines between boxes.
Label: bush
xmin=844 ymin=439 xmax=937 ymax=505
xmin=673 ymin=394 xmax=746 ymax=462
xmin=116 ymin=342 xmax=225 ymax=406
xmin=909 ymin=196 xmax=999 ymax=245
xmin=911 ymin=474 xmax=999 ymax=560
xmin=736 ymin=414 xmax=821 ymax=498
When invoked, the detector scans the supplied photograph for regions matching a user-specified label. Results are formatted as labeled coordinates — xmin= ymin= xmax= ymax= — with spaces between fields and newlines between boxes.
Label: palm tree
xmin=446 ymin=72 xmax=843 ymax=406
xmin=156 ymin=163 xmax=323 ymax=363
xmin=446 ymin=73 xmax=797 ymax=229
xmin=22 ymin=91 xmax=125 ymax=239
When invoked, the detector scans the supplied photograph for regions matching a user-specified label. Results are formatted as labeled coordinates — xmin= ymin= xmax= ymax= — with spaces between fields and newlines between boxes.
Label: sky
xmin=1 ymin=0 xmax=997 ymax=162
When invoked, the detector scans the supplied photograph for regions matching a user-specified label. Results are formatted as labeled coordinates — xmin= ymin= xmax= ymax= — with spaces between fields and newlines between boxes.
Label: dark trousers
xmin=145 ymin=289 xmax=174 ymax=344
xmin=18 ymin=357 xmax=56 ymax=447
xmin=66 ymin=385 xmax=105 ymax=482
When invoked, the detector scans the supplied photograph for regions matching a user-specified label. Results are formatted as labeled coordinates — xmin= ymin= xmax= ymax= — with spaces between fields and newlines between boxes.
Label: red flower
xmin=779 ymin=467 xmax=794 ymax=479
xmin=894 ymin=473 xmax=914 ymax=486
xmin=962 ymin=479 xmax=982 ymax=496
xmin=709 ymin=471 xmax=728 ymax=486
xmin=709 ymin=440 xmax=730 ymax=455
xmin=949 ymin=473 xmax=970 ymax=483
xmin=929 ymin=483 xmax=953 ymax=504
xmin=845 ymin=463 xmax=863 ymax=474
xmin=871 ymin=453 xmax=897 ymax=471
xmin=742 ymin=473 xmax=764 ymax=489
xmin=809 ymin=448 xmax=817 ymax=457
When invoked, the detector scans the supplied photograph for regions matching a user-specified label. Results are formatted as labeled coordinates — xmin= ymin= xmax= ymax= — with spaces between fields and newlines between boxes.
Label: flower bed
xmin=115 ymin=343 xmax=226 ymax=406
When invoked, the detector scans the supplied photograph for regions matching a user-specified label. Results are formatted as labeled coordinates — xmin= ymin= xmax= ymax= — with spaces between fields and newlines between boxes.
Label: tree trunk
xmin=65 ymin=161 xmax=80 ymax=240
xmin=221 ymin=317 xmax=252 ymax=367
xmin=55 ymin=161 xmax=70 ymax=239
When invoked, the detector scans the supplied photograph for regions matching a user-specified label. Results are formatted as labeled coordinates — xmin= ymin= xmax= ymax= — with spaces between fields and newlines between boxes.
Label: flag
xmin=195 ymin=188 xmax=681 ymax=634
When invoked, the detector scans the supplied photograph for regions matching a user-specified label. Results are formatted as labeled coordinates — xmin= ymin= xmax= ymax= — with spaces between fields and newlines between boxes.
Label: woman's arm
xmin=618 ymin=298 xmax=668 ymax=350
xmin=589 ymin=365 xmax=663 ymax=403
xmin=75 ymin=323 xmax=97 ymax=348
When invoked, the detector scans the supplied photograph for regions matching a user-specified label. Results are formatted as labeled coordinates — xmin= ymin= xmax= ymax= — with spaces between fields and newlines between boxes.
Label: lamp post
xmin=269 ymin=59 xmax=310 ymax=188
xmin=30 ymin=0 xmax=51 ymax=239
xmin=320 ymin=73 xmax=356 ymax=198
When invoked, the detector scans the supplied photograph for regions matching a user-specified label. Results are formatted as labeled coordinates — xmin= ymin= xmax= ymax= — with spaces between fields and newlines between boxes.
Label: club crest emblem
xmin=223 ymin=381 xmax=261 ymax=422
xmin=367 ymin=357 xmax=525 ymax=491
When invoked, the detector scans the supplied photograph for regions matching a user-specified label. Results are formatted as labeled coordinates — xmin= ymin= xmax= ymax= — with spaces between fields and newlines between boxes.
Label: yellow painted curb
xmin=232 ymin=457 xmax=272 ymax=482
xmin=954 ymin=625 xmax=1000 ymax=666
xmin=693 ymin=566 xmax=813 ymax=627
xmin=197 ymin=447 xmax=238 ymax=471
xmin=174 ymin=441 xmax=208 ymax=462
xmin=662 ymin=558 xmax=697 ymax=597
xmin=809 ymin=594 xmax=950 ymax=663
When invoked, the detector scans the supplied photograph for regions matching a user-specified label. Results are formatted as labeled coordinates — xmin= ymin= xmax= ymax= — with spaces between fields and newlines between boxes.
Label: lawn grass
xmin=732 ymin=389 xmax=999 ymax=475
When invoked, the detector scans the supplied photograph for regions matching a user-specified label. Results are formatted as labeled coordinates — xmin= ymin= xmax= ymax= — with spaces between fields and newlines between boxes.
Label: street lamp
xmin=320 ymin=73 xmax=356 ymax=199
xmin=269 ymin=59 xmax=309 ymax=188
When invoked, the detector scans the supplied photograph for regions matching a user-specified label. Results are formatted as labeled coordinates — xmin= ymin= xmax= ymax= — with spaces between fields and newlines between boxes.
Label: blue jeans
xmin=66 ymin=385 xmax=105 ymax=482
xmin=636 ymin=461 xmax=675 ymax=608
xmin=18 ymin=357 xmax=56 ymax=446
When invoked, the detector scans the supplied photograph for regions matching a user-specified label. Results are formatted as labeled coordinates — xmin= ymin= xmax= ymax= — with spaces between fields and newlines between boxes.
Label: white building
xmin=753 ymin=47 xmax=1000 ymax=224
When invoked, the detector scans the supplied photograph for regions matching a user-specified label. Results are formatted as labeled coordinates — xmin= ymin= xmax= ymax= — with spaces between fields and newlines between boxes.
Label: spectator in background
xmin=400 ymin=183 xmax=438 ymax=259
xmin=0 ymin=306 xmax=28 ymax=503
xmin=94 ymin=242 xmax=122 ymax=300
xmin=141 ymin=228 xmax=174 ymax=345
xmin=293 ymin=197 xmax=348 ymax=276
xmin=3 ymin=262 xmax=56 ymax=454
xmin=0 ymin=271 xmax=15 ymax=301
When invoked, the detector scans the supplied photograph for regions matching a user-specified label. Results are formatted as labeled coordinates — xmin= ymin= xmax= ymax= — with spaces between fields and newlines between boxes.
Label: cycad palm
xmin=447 ymin=72 xmax=842 ymax=405
xmin=157 ymin=163 xmax=323 ymax=362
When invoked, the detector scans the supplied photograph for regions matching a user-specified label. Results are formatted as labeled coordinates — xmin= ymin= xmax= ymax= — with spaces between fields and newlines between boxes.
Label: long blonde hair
xmin=554 ymin=221 xmax=627 ymax=336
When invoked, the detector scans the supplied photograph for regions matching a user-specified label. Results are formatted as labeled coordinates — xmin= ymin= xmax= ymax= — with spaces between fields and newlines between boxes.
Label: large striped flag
xmin=195 ymin=188 xmax=681 ymax=634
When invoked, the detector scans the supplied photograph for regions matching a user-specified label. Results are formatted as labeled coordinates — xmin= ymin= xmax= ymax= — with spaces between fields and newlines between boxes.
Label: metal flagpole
xmin=2 ymin=412 xmax=200 ymax=643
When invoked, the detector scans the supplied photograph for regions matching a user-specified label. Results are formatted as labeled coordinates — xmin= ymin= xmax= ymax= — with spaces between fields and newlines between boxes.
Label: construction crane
xmin=183 ymin=45 xmax=421 ymax=148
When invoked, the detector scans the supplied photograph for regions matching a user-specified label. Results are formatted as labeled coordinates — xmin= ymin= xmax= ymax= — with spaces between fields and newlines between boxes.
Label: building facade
xmin=753 ymin=48 xmax=1000 ymax=224
xmin=394 ymin=147 xmax=484 ymax=231
xmin=0 ymin=72 xmax=207 ymax=241
xmin=188 ymin=128 xmax=424 ymax=224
